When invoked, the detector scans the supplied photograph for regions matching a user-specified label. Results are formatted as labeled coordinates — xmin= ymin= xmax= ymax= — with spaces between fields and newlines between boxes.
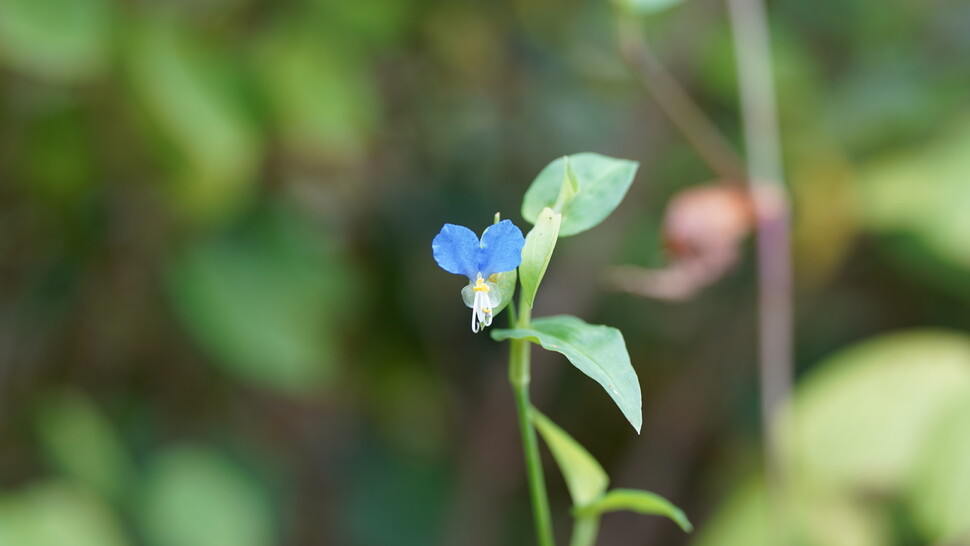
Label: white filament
xmin=470 ymin=289 xmax=494 ymax=333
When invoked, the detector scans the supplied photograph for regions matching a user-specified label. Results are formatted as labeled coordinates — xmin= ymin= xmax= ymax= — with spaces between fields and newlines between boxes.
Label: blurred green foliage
xmin=696 ymin=331 xmax=970 ymax=545
xmin=167 ymin=205 xmax=350 ymax=393
xmin=34 ymin=391 xmax=135 ymax=501
xmin=127 ymin=14 xmax=261 ymax=222
xmin=139 ymin=446 xmax=274 ymax=546
xmin=0 ymin=481 xmax=128 ymax=546
xmin=0 ymin=0 xmax=969 ymax=544
xmin=0 ymin=0 xmax=113 ymax=82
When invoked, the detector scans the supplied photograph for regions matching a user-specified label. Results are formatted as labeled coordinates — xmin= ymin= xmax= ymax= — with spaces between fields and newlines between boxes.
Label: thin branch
xmin=612 ymin=4 xmax=793 ymax=532
xmin=726 ymin=0 xmax=794 ymax=537
xmin=615 ymin=15 xmax=746 ymax=181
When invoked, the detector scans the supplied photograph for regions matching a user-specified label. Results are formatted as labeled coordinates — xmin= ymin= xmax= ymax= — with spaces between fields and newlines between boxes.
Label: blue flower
xmin=433 ymin=219 xmax=525 ymax=332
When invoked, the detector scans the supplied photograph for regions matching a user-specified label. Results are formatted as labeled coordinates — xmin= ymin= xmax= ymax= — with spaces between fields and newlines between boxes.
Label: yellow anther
xmin=473 ymin=276 xmax=490 ymax=293
xmin=483 ymin=307 xmax=492 ymax=314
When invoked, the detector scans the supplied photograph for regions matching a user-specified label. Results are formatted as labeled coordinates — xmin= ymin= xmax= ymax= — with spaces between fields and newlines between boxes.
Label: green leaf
xmin=858 ymin=118 xmax=970 ymax=279
xmin=908 ymin=393 xmax=970 ymax=543
xmin=492 ymin=315 xmax=642 ymax=432
xmin=846 ymin=118 xmax=970 ymax=305
xmin=780 ymin=329 xmax=970 ymax=492
xmin=698 ymin=331 xmax=970 ymax=546
xmin=252 ymin=25 xmax=378 ymax=163
xmin=575 ymin=489 xmax=693 ymax=532
xmin=127 ymin=18 xmax=260 ymax=223
xmin=522 ymin=153 xmax=638 ymax=237
xmin=690 ymin=480 xmax=769 ymax=546
xmin=553 ymin=156 xmax=580 ymax=211
xmin=519 ymin=207 xmax=562 ymax=308
xmin=33 ymin=391 xmax=135 ymax=502
xmin=167 ymin=205 xmax=349 ymax=394
xmin=692 ymin=477 xmax=890 ymax=546
xmin=139 ymin=446 xmax=274 ymax=546
xmin=531 ymin=408 xmax=609 ymax=507
xmin=0 ymin=0 xmax=113 ymax=82
xmin=616 ymin=0 xmax=687 ymax=16
xmin=0 ymin=481 xmax=130 ymax=546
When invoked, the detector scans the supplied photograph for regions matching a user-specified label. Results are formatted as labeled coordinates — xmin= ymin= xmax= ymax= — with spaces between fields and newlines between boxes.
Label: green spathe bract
xmin=519 ymin=207 xmax=562 ymax=308
xmin=493 ymin=269 xmax=518 ymax=315
xmin=522 ymin=153 xmax=639 ymax=236
xmin=493 ymin=315 xmax=643 ymax=433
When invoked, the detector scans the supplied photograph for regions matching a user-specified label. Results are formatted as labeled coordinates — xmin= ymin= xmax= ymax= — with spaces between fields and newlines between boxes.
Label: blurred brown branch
xmin=615 ymin=13 xmax=746 ymax=182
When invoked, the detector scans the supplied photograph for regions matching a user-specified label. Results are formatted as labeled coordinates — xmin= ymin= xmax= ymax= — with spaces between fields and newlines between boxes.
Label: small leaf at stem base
xmin=574 ymin=489 xmax=693 ymax=533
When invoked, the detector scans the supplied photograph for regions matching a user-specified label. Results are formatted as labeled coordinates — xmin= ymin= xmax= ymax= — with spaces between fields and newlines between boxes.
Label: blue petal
xmin=478 ymin=219 xmax=525 ymax=277
xmin=432 ymin=224 xmax=480 ymax=279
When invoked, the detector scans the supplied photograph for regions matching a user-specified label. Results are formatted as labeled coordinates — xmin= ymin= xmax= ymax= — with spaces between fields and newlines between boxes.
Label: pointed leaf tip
xmin=493 ymin=315 xmax=642 ymax=432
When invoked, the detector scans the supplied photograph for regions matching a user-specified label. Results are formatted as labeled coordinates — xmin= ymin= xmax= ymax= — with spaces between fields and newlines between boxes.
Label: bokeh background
xmin=1 ymin=0 xmax=969 ymax=544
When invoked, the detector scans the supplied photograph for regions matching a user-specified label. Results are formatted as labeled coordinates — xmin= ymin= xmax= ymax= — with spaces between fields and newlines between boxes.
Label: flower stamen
xmin=473 ymin=274 xmax=490 ymax=293
xmin=470 ymin=278 xmax=498 ymax=333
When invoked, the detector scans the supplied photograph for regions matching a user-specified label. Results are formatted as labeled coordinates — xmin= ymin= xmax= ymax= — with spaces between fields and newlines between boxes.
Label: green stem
xmin=569 ymin=516 xmax=600 ymax=546
xmin=509 ymin=297 xmax=555 ymax=546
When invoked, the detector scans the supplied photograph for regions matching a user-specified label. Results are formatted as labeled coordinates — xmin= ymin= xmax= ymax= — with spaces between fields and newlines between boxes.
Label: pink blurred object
xmin=607 ymin=184 xmax=755 ymax=300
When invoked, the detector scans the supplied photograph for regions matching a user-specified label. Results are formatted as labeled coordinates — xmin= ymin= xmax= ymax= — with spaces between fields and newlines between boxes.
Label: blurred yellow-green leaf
xmin=138 ymin=446 xmax=274 ymax=546
xmin=781 ymin=330 xmax=970 ymax=493
xmin=908 ymin=393 xmax=970 ymax=542
xmin=126 ymin=15 xmax=260 ymax=223
xmin=0 ymin=482 xmax=129 ymax=546
xmin=691 ymin=480 xmax=767 ymax=546
xmin=858 ymin=117 xmax=970 ymax=271
xmin=691 ymin=478 xmax=889 ymax=546
xmin=0 ymin=0 xmax=113 ymax=82
xmin=252 ymin=25 xmax=378 ymax=163
xmin=33 ymin=391 xmax=135 ymax=502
